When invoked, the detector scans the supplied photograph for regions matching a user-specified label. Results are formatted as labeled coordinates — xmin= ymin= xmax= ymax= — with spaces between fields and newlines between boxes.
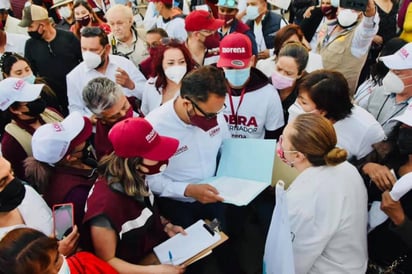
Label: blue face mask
xmin=23 ymin=74 xmax=36 ymax=84
xmin=224 ymin=67 xmax=251 ymax=87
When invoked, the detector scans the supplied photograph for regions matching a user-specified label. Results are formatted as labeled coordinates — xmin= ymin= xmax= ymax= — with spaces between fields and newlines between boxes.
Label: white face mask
xmin=57 ymin=256 xmax=71 ymax=274
xmin=164 ymin=65 xmax=187 ymax=84
xmin=382 ymin=71 xmax=405 ymax=95
xmin=337 ymin=9 xmax=359 ymax=28
xmin=246 ymin=6 xmax=260 ymax=20
xmin=82 ymin=51 xmax=103 ymax=69
xmin=58 ymin=6 xmax=72 ymax=19
xmin=287 ymin=102 xmax=305 ymax=123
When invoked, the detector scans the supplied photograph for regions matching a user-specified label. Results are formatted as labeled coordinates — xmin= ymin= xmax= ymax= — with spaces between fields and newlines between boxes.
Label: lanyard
xmin=228 ymin=88 xmax=246 ymax=127
xmin=377 ymin=95 xmax=410 ymax=126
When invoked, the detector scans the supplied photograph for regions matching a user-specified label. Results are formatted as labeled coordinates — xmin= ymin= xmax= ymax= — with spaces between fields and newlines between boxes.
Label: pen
xmin=168 ymin=250 xmax=173 ymax=264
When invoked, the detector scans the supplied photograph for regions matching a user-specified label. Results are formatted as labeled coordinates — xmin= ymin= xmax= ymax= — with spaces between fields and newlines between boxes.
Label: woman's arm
xmin=91 ymin=225 xmax=185 ymax=274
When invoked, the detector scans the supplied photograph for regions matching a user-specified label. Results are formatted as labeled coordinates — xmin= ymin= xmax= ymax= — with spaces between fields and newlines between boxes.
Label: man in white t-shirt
xmin=217 ymin=32 xmax=284 ymax=139
xmin=153 ymin=0 xmax=186 ymax=41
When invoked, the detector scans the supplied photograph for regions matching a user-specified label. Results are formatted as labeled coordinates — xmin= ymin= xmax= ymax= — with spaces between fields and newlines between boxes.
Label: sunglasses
xmin=185 ymin=97 xmax=226 ymax=120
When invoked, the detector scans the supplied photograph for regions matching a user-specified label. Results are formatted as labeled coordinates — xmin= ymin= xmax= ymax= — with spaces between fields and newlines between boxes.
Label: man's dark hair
xmin=80 ymin=27 xmax=109 ymax=47
xmin=181 ymin=65 xmax=227 ymax=102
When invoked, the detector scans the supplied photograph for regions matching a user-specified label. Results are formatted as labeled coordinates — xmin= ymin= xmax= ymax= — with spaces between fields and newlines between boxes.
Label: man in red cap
xmin=153 ymin=0 xmax=187 ymax=41
xmin=185 ymin=10 xmax=224 ymax=66
xmin=217 ymin=32 xmax=284 ymax=140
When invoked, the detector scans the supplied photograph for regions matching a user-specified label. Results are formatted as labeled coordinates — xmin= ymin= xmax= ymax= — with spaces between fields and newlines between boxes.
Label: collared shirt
xmin=367 ymin=85 xmax=411 ymax=136
xmin=145 ymin=100 xmax=230 ymax=202
xmin=141 ymin=76 xmax=180 ymax=115
xmin=67 ymin=54 xmax=146 ymax=117
xmin=109 ymin=28 xmax=148 ymax=67
xmin=253 ymin=19 xmax=266 ymax=52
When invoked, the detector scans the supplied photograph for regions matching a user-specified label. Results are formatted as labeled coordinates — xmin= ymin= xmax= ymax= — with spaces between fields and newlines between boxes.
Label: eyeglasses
xmin=278 ymin=135 xmax=298 ymax=159
xmin=185 ymin=97 xmax=226 ymax=120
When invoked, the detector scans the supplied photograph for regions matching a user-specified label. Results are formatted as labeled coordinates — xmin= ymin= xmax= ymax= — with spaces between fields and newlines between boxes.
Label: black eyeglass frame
xmin=184 ymin=96 xmax=226 ymax=120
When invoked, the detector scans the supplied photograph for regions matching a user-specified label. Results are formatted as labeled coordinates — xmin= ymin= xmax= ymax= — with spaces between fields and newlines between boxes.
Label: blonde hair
xmin=105 ymin=4 xmax=134 ymax=22
xmin=289 ymin=113 xmax=347 ymax=166
xmin=98 ymin=153 xmax=149 ymax=197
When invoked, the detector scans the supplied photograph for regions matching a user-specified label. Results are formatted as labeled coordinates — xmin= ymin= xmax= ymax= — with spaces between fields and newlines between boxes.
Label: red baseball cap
xmin=108 ymin=118 xmax=179 ymax=160
xmin=217 ymin=32 xmax=252 ymax=69
xmin=185 ymin=10 xmax=224 ymax=32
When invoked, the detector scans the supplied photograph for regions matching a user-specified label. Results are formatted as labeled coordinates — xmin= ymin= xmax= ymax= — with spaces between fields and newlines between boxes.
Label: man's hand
xmin=362 ymin=163 xmax=396 ymax=191
xmin=364 ymin=0 xmax=376 ymax=17
xmin=184 ymin=184 xmax=224 ymax=204
xmin=257 ymin=50 xmax=270 ymax=60
xmin=115 ymin=67 xmax=135 ymax=90
xmin=381 ymin=191 xmax=405 ymax=226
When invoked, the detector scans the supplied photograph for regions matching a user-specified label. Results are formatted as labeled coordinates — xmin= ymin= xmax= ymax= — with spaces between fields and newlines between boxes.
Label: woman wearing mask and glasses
xmin=0 ymin=78 xmax=63 ymax=182
xmin=140 ymin=39 xmax=195 ymax=115
xmin=274 ymin=113 xmax=368 ymax=273
xmin=83 ymin=117 xmax=186 ymax=273
xmin=70 ymin=0 xmax=110 ymax=39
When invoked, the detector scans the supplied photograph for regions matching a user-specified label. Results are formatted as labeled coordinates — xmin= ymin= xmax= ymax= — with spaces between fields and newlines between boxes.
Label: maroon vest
xmin=83 ymin=178 xmax=167 ymax=263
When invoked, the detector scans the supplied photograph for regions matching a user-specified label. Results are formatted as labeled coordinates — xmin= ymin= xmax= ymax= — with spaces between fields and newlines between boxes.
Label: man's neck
xmin=395 ymin=88 xmax=412 ymax=103
xmin=255 ymin=11 xmax=265 ymax=25
xmin=43 ymin=27 xmax=57 ymax=43
xmin=121 ymin=28 xmax=134 ymax=44
xmin=174 ymin=97 xmax=191 ymax=124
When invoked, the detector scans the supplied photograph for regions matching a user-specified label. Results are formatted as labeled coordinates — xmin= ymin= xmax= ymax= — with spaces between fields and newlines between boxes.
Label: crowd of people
xmin=0 ymin=0 xmax=411 ymax=272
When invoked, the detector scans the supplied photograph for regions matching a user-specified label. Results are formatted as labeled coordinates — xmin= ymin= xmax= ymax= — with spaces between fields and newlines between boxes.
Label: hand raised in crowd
xmin=57 ymin=225 xmax=80 ymax=256
xmin=115 ymin=67 xmax=135 ymax=90
xmin=381 ymin=191 xmax=406 ymax=226
xmin=362 ymin=163 xmax=397 ymax=191
xmin=303 ymin=6 xmax=315 ymax=19
xmin=163 ymin=222 xmax=187 ymax=238
xmin=184 ymin=184 xmax=224 ymax=204
xmin=364 ymin=0 xmax=377 ymax=17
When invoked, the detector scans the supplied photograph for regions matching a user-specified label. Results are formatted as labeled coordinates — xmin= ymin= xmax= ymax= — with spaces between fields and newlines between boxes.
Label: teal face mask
xmin=246 ymin=6 xmax=259 ymax=20
xmin=224 ymin=67 xmax=251 ymax=87
xmin=23 ymin=74 xmax=36 ymax=84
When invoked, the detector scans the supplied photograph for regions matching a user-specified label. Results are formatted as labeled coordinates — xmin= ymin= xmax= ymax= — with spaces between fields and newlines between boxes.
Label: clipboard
xmin=153 ymin=220 xmax=228 ymax=266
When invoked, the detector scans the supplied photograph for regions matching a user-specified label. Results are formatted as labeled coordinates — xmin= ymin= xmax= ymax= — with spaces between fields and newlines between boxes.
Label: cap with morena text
xmin=0 ymin=78 xmax=44 ymax=111
xmin=109 ymin=117 xmax=179 ymax=160
xmin=32 ymin=112 xmax=93 ymax=164
xmin=380 ymin=43 xmax=412 ymax=70
xmin=19 ymin=3 xmax=49 ymax=27
xmin=185 ymin=10 xmax=224 ymax=32
xmin=217 ymin=32 xmax=252 ymax=69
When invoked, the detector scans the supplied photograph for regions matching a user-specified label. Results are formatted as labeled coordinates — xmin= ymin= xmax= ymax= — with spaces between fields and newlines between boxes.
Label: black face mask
xmin=28 ymin=24 xmax=44 ymax=40
xmin=23 ymin=98 xmax=46 ymax=117
xmin=0 ymin=178 xmax=26 ymax=212
xmin=397 ymin=127 xmax=412 ymax=155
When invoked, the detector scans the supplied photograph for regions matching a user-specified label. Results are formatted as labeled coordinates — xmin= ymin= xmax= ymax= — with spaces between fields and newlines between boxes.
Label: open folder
xmin=203 ymin=138 xmax=277 ymax=206
xmin=153 ymin=220 xmax=228 ymax=266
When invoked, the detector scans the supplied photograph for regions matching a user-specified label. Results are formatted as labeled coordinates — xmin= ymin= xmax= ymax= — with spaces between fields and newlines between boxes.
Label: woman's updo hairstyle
xmin=289 ymin=113 xmax=347 ymax=166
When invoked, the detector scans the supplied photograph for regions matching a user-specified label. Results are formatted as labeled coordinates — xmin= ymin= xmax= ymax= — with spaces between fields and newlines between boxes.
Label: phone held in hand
xmin=52 ymin=203 xmax=74 ymax=240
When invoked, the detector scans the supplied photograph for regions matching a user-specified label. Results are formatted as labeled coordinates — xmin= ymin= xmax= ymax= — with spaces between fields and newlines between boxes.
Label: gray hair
xmin=82 ymin=77 xmax=124 ymax=116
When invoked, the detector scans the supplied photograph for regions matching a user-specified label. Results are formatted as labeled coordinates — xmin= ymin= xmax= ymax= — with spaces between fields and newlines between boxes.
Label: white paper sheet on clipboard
xmin=153 ymin=220 xmax=221 ymax=265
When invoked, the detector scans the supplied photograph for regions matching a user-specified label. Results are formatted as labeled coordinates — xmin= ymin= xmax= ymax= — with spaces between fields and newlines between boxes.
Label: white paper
xmin=209 ymin=176 xmax=271 ymax=206
xmin=153 ymin=220 xmax=221 ymax=265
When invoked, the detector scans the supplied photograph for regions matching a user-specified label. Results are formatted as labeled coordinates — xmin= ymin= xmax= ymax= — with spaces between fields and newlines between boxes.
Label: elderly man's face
xmin=106 ymin=9 xmax=133 ymax=42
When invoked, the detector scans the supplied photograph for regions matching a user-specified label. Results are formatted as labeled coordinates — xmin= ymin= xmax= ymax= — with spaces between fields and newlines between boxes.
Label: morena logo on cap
xmin=145 ymin=129 xmax=157 ymax=143
xmin=13 ymin=79 xmax=25 ymax=91
xmin=221 ymin=47 xmax=246 ymax=53
xmin=231 ymin=60 xmax=245 ymax=66
xmin=52 ymin=122 xmax=64 ymax=132
xmin=399 ymin=48 xmax=410 ymax=59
